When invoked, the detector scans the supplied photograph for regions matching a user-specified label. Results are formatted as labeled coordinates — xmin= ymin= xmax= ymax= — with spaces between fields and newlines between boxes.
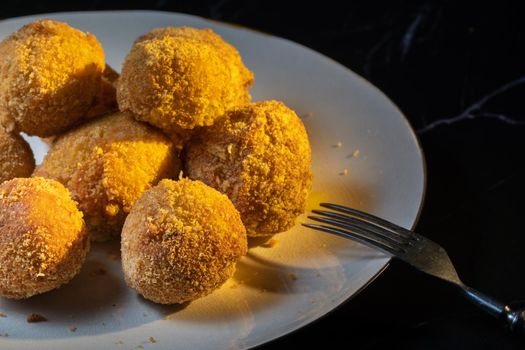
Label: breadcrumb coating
xmin=117 ymin=27 xmax=253 ymax=134
xmin=0 ymin=128 xmax=35 ymax=183
xmin=0 ymin=20 xmax=105 ymax=137
xmin=186 ymin=100 xmax=312 ymax=236
xmin=0 ymin=177 xmax=89 ymax=299
xmin=121 ymin=179 xmax=247 ymax=304
xmin=39 ymin=65 xmax=119 ymax=146
xmin=34 ymin=112 xmax=180 ymax=241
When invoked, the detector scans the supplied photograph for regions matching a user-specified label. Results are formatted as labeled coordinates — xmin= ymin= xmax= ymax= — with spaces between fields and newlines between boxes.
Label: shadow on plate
xmin=0 ymin=258 xmax=124 ymax=321
xmin=164 ymin=248 xmax=362 ymax=324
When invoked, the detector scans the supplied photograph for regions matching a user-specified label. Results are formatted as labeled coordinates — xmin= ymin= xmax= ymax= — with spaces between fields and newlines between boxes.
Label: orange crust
xmin=121 ymin=179 xmax=247 ymax=304
xmin=34 ymin=112 xmax=181 ymax=241
xmin=117 ymin=27 xmax=253 ymax=135
xmin=0 ymin=177 xmax=89 ymax=299
xmin=186 ymin=101 xmax=313 ymax=236
xmin=0 ymin=128 xmax=35 ymax=183
xmin=0 ymin=20 xmax=105 ymax=137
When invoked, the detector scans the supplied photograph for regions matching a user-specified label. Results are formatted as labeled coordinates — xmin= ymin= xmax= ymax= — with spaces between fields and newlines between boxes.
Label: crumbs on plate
xmin=27 ymin=313 xmax=47 ymax=323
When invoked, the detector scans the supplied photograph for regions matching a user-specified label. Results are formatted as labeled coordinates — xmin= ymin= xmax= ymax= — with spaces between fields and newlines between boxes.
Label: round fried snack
xmin=122 ymin=179 xmax=247 ymax=304
xmin=0 ymin=20 xmax=105 ymax=137
xmin=34 ymin=112 xmax=180 ymax=241
xmin=0 ymin=128 xmax=35 ymax=183
xmin=117 ymin=27 xmax=254 ymax=135
xmin=186 ymin=100 xmax=313 ymax=236
xmin=40 ymin=65 xmax=119 ymax=146
xmin=0 ymin=177 xmax=89 ymax=299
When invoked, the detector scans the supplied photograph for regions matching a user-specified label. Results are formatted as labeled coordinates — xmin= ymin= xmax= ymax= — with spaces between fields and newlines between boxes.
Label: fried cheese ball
xmin=0 ymin=177 xmax=89 ymax=299
xmin=0 ymin=128 xmax=35 ymax=183
xmin=122 ymin=179 xmax=247 ymax=304
xmin=40 ymin=65 xmax=119 ymax=146
xmin=186 ymin=100 xmax=312 ymax=236
xmin=34 ymin=112 xmax=180 ymax=241
xmin=117 ymin=27 xmax=254 ymax=136
xmin=0 ymin=20 xmax=105 ymax=137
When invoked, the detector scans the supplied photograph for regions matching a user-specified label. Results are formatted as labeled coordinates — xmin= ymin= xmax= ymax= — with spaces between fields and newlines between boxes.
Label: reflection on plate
xmin=0 ymin=11 xmax=425 ymax=350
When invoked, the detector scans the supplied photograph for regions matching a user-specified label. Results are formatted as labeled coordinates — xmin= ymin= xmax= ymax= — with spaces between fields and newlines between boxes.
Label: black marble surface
xmin=2 ymin=1 xmax=525 ymax=349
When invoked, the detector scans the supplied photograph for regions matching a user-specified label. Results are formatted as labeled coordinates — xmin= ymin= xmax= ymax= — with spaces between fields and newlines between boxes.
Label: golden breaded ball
xmin=186 ymin=101 xmax=313 ymax=236
xmin=117 ymin=27 xmax=254 ymax=135
xmin=34 ymin=112 xmax=180 ymax=241
xmin=40 ymin=65 xmax=119 ymax=147
xmin=0 ymin=177 xmax=89 ymax=299
xmin=122 ymin=179 xmax=247 ymax=304
xmin=0 ymin=128 xmax=35 ymax=183
xmin=0 ymin=20 xmax=105 ymax=137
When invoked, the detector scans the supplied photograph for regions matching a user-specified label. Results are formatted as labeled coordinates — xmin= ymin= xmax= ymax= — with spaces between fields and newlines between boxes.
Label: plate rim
xmin=0 ymin=9 xmax=428 ymax=349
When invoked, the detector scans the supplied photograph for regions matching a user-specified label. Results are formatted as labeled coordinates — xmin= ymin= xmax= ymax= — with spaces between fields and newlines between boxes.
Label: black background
xmin=2 ymin=1 xmax=525 ymax=349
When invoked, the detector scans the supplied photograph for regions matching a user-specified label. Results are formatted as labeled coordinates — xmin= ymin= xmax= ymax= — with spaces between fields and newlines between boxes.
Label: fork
xmin=303 ymin=202 xmax=525 ymax=333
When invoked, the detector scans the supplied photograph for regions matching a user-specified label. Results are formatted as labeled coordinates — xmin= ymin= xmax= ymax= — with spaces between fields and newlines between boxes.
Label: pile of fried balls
xmin=0 ymin=20 xmax=312 ymax=304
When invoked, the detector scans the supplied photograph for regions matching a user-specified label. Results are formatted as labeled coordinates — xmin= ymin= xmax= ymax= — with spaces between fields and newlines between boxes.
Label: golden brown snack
xmin=0 ymin=128 xmax=35 ymax=183
xmin=117 ymin=27 xmax=253 ymax=135
xmin=39 ymin=65 xmax=120 ymax=146
xmin=0 ymin=177 xmax=89 ymax=299
xmin=34 ymin=112 xmax=180 ymax=241
xmin=122 ymin=179 xmax=247 ymax=304
xmin=0 ymin=20 xmax=105 ymax=137
xmin=186 ymin=100 xmax=312 ymax=236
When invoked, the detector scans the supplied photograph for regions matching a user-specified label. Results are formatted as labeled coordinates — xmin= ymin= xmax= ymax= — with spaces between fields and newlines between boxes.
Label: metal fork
xmin=303 ymin=202 xmax=525 ymax=333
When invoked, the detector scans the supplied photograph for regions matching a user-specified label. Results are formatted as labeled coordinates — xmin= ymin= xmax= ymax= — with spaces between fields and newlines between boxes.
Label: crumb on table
xmin=287 ymin=272 xmax=298 ymax=281
xmin=90 ymin=267 xmax=107 ymax=276
xmin=0 ymin=312 xmax=6 ymax=317
xmin=149 ymin=336 xmax=157 ymax=343
xmin=27 ymin=313 xmax=47 ymax=323
xmin=68 ymin=325 xmax=77 ymax=332
xmin=108 ymin=253 xmax=119 ymax=261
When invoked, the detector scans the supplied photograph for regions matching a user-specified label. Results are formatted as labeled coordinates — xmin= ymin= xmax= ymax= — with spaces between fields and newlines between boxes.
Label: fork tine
xmin=320 ymin=203 xmax=413 ymax=238
xmin=312 ymin=210 xmax=411 ymax=245
xmin=301 ymin=223 xmax=400 ymax=255
xmin=308 ymin=215 xmax=408 ymax=250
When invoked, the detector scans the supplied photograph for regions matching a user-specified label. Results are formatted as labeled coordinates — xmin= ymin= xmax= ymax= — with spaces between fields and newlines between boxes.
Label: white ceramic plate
xmin=0 ymin=11 xmax=425 ymax=350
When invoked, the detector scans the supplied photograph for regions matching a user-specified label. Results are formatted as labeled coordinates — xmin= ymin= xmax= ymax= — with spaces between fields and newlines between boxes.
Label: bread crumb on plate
xmin=27 ymin=313 xmax=47 ymax=323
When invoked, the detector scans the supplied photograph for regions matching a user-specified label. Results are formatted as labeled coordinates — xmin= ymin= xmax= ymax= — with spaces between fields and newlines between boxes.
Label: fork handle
xmin=462 ymin=286 xmax=525 ymax=332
